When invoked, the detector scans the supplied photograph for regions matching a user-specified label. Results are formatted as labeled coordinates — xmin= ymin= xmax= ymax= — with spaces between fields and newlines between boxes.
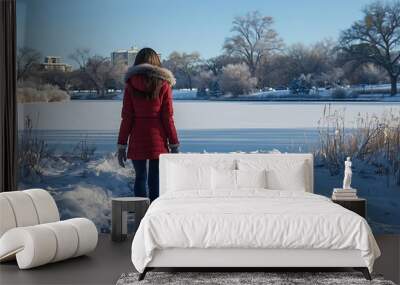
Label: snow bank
xmin=60 ymin=185 xmax=112 ymax=231
xmin=92 ymin=152 xmax=134 ymax=177
xmin=20 ymin=153 xmax=136 ymax=232
xmin=172 ymin=89 xmax=197 ymax=99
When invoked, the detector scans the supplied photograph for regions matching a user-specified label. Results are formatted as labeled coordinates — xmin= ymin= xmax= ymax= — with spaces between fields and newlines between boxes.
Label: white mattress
xmin=131 ymin=190 xmax=380 ymax=273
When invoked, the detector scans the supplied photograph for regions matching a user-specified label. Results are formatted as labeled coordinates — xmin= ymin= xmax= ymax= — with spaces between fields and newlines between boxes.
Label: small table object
xmin=111 ymin=197 xmax=150 ymax=242
xmin=332 ymin=198 xmax=366 ymax=218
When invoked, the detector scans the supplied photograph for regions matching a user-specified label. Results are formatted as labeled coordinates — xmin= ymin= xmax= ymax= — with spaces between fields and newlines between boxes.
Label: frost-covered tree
xmin=339 ymin=1 xmax=400 ymax=95
xmin=223 ymin=11 xmax=283 ymax=77
xmin=219 ymin=63 xmax=257 ymax=96
xmin=85 ymin=56 xmax=124 ymax=96
xmin=342 ymin=62 xmax=388 ymax=85
xmin=289 ymin=74 xmax=312 ymax=95
xmin=314 ymin=67 xmax=346 ymax=88
xmin=195 ymin=70 xmax=223 ymax=97
xmin=205 ymin=55 xmax=242 ymax=76
xmin=16 ymin=81 xmax=70 ymax=103
xmin=163 ymin=51 xmax=201 ymax=90
xmin=197 ymin=70 xmax=215 ymax=88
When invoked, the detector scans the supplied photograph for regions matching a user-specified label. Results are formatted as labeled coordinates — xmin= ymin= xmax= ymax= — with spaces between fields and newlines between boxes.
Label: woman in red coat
xmin=117 ymin=48 xmax=179 ymax=201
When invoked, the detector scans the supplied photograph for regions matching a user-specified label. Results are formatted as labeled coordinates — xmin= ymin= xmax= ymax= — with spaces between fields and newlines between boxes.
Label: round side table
xmin=111 ymin=197 xmax=150 ymax=242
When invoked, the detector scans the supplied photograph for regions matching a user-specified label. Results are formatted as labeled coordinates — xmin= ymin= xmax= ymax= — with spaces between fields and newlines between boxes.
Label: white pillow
xmin=238 ymin=159 xmax=308 ymax=191
xmin=167 ymin=163 xmax=212 ymax=192
xmin=266 ymin=161 xmax=307 ymax=191
xmin=236 ymin=169 xmax=267 ymax=189
xmin=211 ymin=168 xmax=237 ymax=190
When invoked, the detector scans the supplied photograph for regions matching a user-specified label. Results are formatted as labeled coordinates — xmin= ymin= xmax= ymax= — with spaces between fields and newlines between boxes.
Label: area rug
xmin=116 ymin=271 xmax=396 ymax=285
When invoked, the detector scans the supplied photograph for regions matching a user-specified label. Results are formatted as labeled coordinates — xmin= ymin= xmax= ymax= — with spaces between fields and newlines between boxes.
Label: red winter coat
xmin=117 ymin=64 xmax=179 ymax=160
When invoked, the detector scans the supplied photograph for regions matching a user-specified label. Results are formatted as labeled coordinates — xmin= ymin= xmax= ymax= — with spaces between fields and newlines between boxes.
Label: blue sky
xmin=17 ymin=0 xmax=375 ymax=64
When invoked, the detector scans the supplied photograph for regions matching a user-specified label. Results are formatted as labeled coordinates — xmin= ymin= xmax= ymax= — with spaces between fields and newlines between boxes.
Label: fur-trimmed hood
xmin=125 ymin=63 xmax=176 ymax=86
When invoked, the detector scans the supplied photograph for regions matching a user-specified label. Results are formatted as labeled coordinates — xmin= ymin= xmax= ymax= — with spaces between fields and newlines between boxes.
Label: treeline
xmin=164 ymin=1 xmax=400 ymax=96
xmin=17 ymin=0 xmax=400 ymax=99
xmin=17 ymin=47 xmax=126 ymax=99
xmin=164 ymin=41 xmax=390 ymax=96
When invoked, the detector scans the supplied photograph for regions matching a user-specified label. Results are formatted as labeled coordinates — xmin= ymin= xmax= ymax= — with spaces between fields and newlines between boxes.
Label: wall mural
xmin=17 ymin=0 xmax=400 ymax=234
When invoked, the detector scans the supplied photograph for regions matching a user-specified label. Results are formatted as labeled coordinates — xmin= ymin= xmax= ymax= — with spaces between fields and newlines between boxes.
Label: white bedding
xmin=131 ymin=190 xmax=380 ymax=273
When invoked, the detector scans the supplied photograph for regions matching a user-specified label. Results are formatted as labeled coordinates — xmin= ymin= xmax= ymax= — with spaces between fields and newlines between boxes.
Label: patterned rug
xmin=116 ymin=271 xmax=396 ymax=285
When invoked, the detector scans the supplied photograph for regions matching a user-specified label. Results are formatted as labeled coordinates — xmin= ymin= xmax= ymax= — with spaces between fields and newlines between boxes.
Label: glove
xmin=117 ymin=145 xmax=127 ymax=167
xmin=170 ymin=146 xmax=179 ymax=153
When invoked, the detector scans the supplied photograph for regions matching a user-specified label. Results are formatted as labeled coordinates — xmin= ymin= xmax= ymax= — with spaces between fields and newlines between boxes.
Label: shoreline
xmin=68 ymin=97 xmax=400 ymax=103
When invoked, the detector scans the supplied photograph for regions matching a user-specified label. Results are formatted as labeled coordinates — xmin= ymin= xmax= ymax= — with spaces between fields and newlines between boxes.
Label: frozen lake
xmin=18 ymin=100 xmax=400 ymax=130
xmin=28 ymin=128 xmax=320 ymax=155
xmin=19 ymin=100 xmax=400 ymax=154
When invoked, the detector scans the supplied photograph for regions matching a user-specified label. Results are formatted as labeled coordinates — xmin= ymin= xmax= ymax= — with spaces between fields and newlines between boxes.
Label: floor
xmin=0 ymin=234 xmax=133 ymax=285
xmin=0 ymin=234 xmax=399 ymax=285
xmin=374 ymin=235 xmax=400 ymax=284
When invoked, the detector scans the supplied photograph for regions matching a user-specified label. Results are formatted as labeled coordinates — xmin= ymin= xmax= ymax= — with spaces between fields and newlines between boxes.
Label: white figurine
xmin=342 ymin=157 xmax=352 ymax=189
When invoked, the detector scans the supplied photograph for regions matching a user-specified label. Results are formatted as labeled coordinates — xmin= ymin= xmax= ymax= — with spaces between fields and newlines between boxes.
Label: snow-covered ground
xmin=232 ymin=84 xmax=400 ymax=101
xmin=172 ymin=89 xmax=198 ymax=99
xmin=19 ymin=153 xmax=135 ymax=233
xmin=71 ymin=89 xmax=199 ymax=100
xmin=70 ymin=84 xmax=400 ymax=101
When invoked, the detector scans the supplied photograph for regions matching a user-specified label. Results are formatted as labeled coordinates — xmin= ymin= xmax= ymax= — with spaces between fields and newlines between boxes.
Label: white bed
xmin=131 ymin=153 xmax=380 ymax=280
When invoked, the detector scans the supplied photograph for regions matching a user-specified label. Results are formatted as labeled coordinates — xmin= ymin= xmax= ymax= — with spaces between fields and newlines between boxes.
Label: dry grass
xmin=18 ymin=116 xmax=97 ymax=183
xmin=18 ymin=116 xmax=51 ymax=181
xmin=316 ymin=105 xmax=400 ymax=185
xmin=17 ymin=81 xmax=70 ymax=103
xmin=72 ymin=135 xmax=96 ymax=162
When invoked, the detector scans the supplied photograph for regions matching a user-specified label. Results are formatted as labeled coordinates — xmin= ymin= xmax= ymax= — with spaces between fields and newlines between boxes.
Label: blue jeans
xmin=132 ymin=159 xmax=159 ymax=202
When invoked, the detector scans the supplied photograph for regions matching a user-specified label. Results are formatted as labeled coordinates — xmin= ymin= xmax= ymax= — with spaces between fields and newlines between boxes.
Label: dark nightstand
xmin=332 ymin=198 xmax=366 ymax=218
xmin=111 ymin=197 xmax=150 ymax=242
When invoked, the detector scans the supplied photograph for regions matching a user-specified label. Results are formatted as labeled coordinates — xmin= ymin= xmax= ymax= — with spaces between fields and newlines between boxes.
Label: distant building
xmin=111 ymin=46 xmax=161 ymax=66
xmin=41 ymin=56 xmax=72 ymax=72
xmin=111 ymin=46 xmax=140 ymax=66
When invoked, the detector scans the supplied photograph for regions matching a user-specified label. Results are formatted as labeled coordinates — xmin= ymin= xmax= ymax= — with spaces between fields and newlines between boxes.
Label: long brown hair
xmin=133 ymin=48 xmax=162 ymax=100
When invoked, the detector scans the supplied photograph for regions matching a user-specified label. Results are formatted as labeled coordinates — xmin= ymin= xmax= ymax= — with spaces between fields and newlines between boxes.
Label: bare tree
xmin=339 ymin=1 xmax=400 ymax=95
xmin=16 ymin=47 xmax=41 ymax=81
xmin=288 ymin=43 xmax=333 ymax=76
xmin=40 ymin=70 xmax=71 ymax=90
xmin=163 ymin=51 xmax=201 ymax=90
xmin=68 ymin=70 xmax=93 ymax=91
xmin=342 ymin=62 xmax=388 ymax=85
xmin=85 ymin=56 xmax=114 ymax=96
xmin=223 ymin=11 xmax=283 ymax=77
xmin=283 ymin=40 xmax=338 ymax=87
xmin=69 ymin=48 xmax=91 ymax=70
xmin=255 ymin=39 xmax=342 ymax=88
xmin=69 ymin=48 xmax=125 ymax=95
